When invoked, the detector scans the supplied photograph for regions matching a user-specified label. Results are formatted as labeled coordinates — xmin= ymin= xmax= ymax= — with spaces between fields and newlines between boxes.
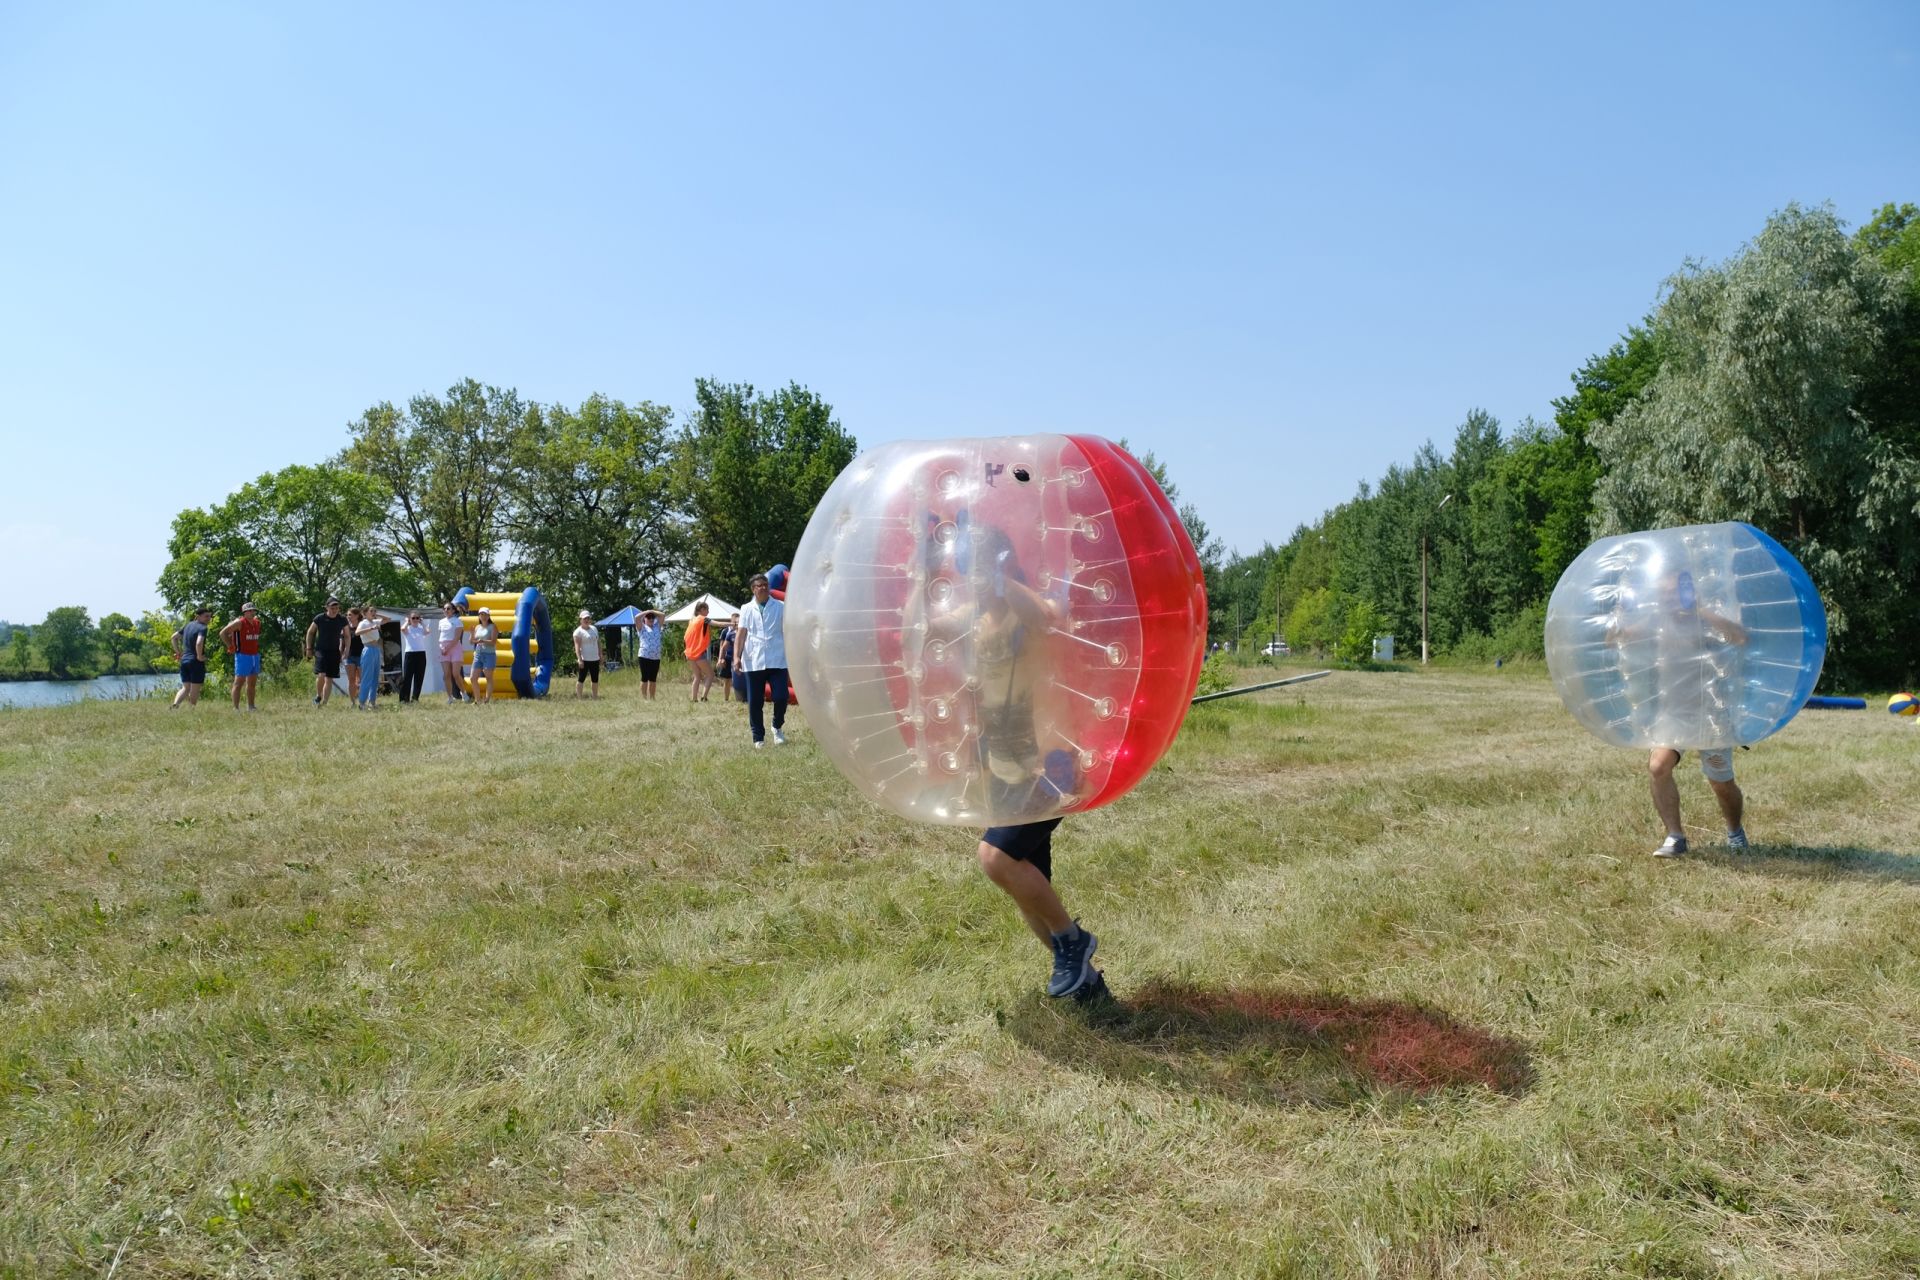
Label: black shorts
xmin=639 ymin=657 xmax=661 ymax=681
xmin=313 ymin=649 xmax=341 ymax=678
xmin=180 ymin=659 xmax=206 ymax=685
xmin=578 ymin=659 xmax=601 ymax=682
xmin=981 ymin=818 xmax=1063 ymax=881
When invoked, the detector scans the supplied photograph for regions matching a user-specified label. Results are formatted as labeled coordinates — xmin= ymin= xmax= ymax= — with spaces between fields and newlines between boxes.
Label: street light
xmin=1421 ymin=492 xmax=1453 ymax=665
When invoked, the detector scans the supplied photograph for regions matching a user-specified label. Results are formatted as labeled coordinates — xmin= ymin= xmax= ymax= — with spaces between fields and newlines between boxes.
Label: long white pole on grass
xmin=1189 ymin=669 xmax=1333 ymax=705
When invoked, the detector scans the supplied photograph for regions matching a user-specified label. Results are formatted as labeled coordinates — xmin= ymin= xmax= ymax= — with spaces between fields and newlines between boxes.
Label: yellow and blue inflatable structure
xmin=453 ymin=587 xmax=554 ymax=699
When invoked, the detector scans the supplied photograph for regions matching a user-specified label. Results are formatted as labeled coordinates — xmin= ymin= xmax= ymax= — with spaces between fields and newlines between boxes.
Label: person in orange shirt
xmin=683 ymin=601 xmax=714 ymax=702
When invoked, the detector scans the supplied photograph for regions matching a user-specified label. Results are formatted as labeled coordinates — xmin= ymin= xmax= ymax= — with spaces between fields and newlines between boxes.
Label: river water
xmin=0 ymin=673 xmax=173 ymax=710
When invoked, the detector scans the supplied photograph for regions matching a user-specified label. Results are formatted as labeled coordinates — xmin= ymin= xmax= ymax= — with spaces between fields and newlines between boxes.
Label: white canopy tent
xmin=665 ymin=593 xmax=745 ymax=623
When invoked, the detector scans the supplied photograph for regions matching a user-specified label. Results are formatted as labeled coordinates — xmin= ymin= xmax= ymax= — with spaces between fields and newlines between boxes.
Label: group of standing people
xmin=303 ymin=599 xmax=418 ymax=709
xmin=169 ymin=602 xmax=263 ymax=710
xmin=164 ymin=581 xmax=793 ymax=735
xmin=614 ymin=578 xmax=788 ymax=745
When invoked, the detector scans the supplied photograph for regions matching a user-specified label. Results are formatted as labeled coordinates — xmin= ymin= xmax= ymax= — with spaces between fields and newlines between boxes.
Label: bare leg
xmin=978 ymin=842 xmax=1072 ymax=945
xmin=1708 ymin=778 xmax=1744 ymax=832
xmin=1649 ymin=748 xmax=1683 ymax=836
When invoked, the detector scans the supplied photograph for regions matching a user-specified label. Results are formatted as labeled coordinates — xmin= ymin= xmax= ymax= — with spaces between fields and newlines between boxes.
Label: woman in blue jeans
xmin=354 ymin=605 xmax=385 ymax=708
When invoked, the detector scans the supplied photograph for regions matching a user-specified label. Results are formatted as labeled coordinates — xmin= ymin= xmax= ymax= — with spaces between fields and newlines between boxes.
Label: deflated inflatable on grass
xmin=1544 ymin=522 xmax=1825 ymax=750
xmin=788 ymin=435 xmax=1208 ymax=826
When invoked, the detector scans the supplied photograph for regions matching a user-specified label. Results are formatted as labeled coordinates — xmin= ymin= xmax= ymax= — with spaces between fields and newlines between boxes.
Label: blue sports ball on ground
xmin=1891 ymin=692 xmax=1920 ymax=716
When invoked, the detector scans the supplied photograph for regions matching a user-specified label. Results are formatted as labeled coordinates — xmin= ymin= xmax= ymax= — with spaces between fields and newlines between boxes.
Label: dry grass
xmin=3 ymin=667 xmax=1919 ymax=1277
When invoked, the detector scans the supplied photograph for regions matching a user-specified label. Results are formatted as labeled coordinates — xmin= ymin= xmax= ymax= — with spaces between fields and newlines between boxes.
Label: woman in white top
xmin=437 ymin=602 xmax=469 ymax=704
xmin=353 ymin=605 xmax=386 ymax=710
xmin=573 ymin=610 xmax=602 ymax=699
xmin=399 ymin=611 xmax=430 ymax=704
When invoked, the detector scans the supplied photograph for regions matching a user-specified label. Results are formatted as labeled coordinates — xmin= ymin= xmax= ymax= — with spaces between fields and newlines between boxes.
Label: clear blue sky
xmin=2 ymin=1 xmax=1913 ymax=621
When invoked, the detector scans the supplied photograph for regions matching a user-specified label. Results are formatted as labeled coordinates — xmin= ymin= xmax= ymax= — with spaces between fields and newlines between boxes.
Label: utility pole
xmin=1422 ymin=492 xmax=1452 ymax=665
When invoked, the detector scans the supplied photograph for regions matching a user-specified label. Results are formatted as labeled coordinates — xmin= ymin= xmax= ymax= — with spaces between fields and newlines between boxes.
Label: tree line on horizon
xmin=132 ymin=379 xmax=860 ymax=673
xmin=1201 ymin=201 xmax=1920 ymax=688
xmin=23 ymin=202 xmax=1916 ymax=689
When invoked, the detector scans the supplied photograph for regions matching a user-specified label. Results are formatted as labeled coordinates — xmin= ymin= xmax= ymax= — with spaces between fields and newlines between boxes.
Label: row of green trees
xmin=0 ymin=609 xmax=159 ymax=679
xmin=1206 ymin=202 xmax=1920 ymax=687
xmin=156 ymin=380 xmax=859 ymax=669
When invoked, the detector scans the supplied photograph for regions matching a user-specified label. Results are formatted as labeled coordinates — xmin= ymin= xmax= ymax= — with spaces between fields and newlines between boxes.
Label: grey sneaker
xmin=1047 ymin=924 xmax=1098 ymax=998
xmin=1653 ymin=834 xmax=1688 ymax=858
xmin=772 ymin=728 xmax=787 ymax=746
xmin=1726 ymin=828 xmax=1750 ymax=852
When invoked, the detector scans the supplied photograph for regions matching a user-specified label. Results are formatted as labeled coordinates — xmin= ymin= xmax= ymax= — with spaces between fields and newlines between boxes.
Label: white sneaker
xmin=1653 ymin=834 xmax=1688 ymax=858
xmin=753 ymin=739 xmax=765 ymax=749
xmin=773 ymin=728 xmax=787 ymax=746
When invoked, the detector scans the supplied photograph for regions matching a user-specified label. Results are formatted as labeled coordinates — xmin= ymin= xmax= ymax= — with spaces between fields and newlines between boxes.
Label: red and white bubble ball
xmin=787 ymin=435 xmax=1208 ymax=826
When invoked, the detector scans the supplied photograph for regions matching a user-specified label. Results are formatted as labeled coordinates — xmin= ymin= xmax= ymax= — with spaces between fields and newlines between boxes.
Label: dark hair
xmin=750 ymin=573 xmax=770 ymax=589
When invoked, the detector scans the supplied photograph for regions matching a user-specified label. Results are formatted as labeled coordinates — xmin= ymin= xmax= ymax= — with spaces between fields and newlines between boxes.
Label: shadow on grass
xmin=1716 ymin=844 xmax=1920 ymax=883
xmin=1004 ymin=980 xmax=1534 ymax=1108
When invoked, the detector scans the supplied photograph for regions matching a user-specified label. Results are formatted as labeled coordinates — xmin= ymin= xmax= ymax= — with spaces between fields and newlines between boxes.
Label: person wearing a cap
xmin=470 ymin=607 xmax=499 ymax=704
xmin=219 ymin=602 xmax=265 ymax=711
xmin=305 ymin=598 xmax=349 ymax=706
xmin=398 ymin=610 xmax=430 ymax=704
xmin=572 ymin=609 xmax=602 ymax=699
xmin=170 ymin=606 xmax=213 ymax=708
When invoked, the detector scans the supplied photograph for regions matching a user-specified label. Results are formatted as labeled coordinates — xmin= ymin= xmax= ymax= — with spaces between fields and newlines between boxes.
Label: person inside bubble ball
xmin=1606 ymin=567 xmax=1751 ymax=858
xmin=949 ymin=522 xmax=1104 ymax=1001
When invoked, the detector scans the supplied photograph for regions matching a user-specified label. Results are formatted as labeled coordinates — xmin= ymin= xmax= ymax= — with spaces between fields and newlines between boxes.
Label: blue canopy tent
xmin=595 ymin=606 xmax=644 ymax=665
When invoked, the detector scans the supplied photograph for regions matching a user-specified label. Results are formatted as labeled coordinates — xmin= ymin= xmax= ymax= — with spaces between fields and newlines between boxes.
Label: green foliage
xmin=1193 ymin=653 xmax=1233 ymax=697
xmin=1285 ymin=586 xmax=1336 ymax=657
xmin=159 ymin=463 xmax=414 ymax=669
xmin=1334 ymin=600 xmax=1381 ymax=665
xmin=1243 ymin=200 xmax=1913 ymax=685
xmin=506 ymin=394 xmax=684 ymax=618
xmin=1447 ymin=601 xmax=1548 ymax=665
xmin=674 ymin=381 xmax=858 ymax=597
xmin=132 ymin=611 xmax=184 ymax=672
xmin=9 ymin=629 xmax=32 ymax=674
xmin=37 ymin=607 xmax=95 ymax=678
xmin=1593 ymin=202 xmax=1920 ymax=684
xmin=97 ymin=612 xmax=135 ymax=675
xmin=340 ymin=379 xmax=526 ymax=600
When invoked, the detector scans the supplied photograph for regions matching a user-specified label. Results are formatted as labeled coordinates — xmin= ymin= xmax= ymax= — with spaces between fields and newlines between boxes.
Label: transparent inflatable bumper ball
xmin=788 ymin=435 xmax=1209 ymax=826
xmin=1544 ymin=522 xmax=1825 ymax=750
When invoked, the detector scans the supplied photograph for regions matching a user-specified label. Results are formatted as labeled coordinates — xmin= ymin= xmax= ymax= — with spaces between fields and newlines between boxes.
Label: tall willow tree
xmin=1592 ymin=203 xmax=1920 ymax=684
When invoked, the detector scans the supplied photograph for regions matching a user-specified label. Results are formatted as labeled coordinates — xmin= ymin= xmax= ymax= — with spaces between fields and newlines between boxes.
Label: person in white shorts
xmin=1649 ymin=747 xmax=1746 ymax=858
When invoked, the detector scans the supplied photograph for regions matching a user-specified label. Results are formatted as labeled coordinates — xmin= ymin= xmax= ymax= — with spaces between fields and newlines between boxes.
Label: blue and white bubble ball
xmin=1544 ymin=522 xmax=1826 ymax=750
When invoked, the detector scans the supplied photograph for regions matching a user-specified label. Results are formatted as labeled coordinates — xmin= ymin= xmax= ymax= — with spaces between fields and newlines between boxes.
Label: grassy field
xmin=4 ymin=666 xmax=1919 ymax=1278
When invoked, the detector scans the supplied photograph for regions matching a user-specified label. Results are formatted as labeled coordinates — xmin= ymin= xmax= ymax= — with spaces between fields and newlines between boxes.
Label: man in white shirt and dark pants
xmin=738 ymin=572 xmax=789 ymax=747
